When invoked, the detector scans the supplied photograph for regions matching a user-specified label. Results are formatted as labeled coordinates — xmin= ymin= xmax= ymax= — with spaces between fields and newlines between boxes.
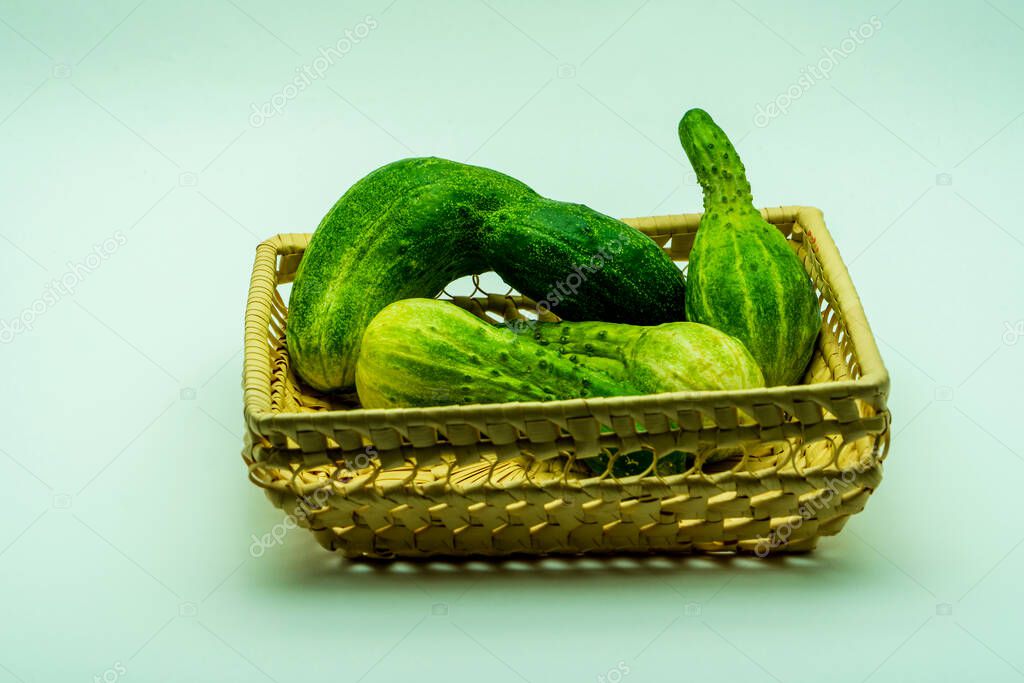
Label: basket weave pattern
xmin=242 ymin=206 xmax=890 ymax=558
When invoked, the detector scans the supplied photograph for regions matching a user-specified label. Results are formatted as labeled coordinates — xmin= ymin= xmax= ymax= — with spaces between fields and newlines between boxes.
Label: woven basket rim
xmin=242 ymin=205 xmax=889 ymax=433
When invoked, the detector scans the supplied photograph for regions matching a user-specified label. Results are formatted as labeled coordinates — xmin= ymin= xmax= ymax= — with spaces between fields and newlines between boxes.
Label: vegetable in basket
xmin=678 ymin=109 xmax=821 ymax=386
xmin=354 ymin=298 xmax=763 ymax=407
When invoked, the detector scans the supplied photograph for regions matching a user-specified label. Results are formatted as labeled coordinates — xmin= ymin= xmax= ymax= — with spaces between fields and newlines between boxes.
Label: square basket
xmin=242 ymin=206 xmax=890 ymax=559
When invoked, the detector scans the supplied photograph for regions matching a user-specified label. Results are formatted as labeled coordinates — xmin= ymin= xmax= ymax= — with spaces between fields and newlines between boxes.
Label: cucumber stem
xmin=677 ymin=109 xmax=757 ymax=216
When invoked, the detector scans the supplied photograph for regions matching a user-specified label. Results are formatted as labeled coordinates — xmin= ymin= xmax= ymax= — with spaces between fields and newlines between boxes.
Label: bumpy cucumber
xmin=678 ymin=109 xmax=821 ymax=386
xmin=355 ymin=299 xmax=763 ymax=408
xmin=287 ymin=157 xmax=686 ymax=392
xmin=529 ymin=320 xmax=765 ymax=393
xmin=355 ymin=299 xmax=634 ymax=408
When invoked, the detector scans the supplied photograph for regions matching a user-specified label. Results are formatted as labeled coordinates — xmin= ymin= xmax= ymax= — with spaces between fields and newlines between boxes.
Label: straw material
xmin=242 ymin=206 xmax=890 ymax=559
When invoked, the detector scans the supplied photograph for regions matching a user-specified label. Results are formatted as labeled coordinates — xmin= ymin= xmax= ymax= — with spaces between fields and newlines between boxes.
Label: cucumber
xmin=354 ymin=299 xmax=763 ymax=408
xmin=529 ymin=319 xmax=765 ymax=393
xmin=586 ymin=449 xmax=691 ymax=478
xmin=287 ymin=157 xmax=686 ymax=392
xmin=678 ymin=109 xmax=820 ymax=386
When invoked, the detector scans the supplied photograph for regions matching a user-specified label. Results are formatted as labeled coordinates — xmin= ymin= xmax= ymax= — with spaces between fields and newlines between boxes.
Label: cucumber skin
xmin=585 ymin=450 xmax=692 ymax=478
xmin=287 ymin=157 xmax=687 ymax=392
xmin=678 ymin=110 xmax=821 ymax=386
xmin=530 ymin=319 xmax=765 ymax=393
xmin=355 ymin=299 xmax=763 ymax=408
xmin=482 ymin=199 xmax=685 ymax=325
xmin=354 ymin=299 xmax=635 ymax=409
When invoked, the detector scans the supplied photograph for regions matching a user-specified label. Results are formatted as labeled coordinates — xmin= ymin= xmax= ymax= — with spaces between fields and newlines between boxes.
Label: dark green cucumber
xmin=481 ymin=199 xmax=684 ymax=323
xmin=287 ymin=158 xmax=531 ymax=391
xmin=678 ymin=109 xmax=821 ymax=386
xmin=585 ymin=449 xmax=691 ymax=478
xmin=287 ymin=157 xmax=686 ymax=392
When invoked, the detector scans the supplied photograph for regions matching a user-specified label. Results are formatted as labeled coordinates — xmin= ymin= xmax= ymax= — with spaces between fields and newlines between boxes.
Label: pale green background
xmin=1 ymin=1 xmax=1022 ymax=681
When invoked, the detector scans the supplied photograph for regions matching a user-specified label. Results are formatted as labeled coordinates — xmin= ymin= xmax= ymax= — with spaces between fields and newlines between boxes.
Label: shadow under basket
xmin=242 ymin=206 xmax=890 ymax=559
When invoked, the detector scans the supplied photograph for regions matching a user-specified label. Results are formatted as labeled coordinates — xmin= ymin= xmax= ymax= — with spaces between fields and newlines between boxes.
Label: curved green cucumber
xmin=481 ymin=199 xmax=684 ymax=324
xmin=287 ymin=157 xmax=686 ymax=392
xmin=678 ymin=109 xmax=821 ymax=386
xmin=288 ymin=158 xmax=531 ymax=391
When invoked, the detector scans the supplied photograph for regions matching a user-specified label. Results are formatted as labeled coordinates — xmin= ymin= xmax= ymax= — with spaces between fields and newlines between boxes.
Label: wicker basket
xmin=242 ymin=206 xmax=890 ymax=559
